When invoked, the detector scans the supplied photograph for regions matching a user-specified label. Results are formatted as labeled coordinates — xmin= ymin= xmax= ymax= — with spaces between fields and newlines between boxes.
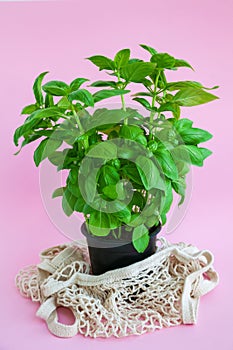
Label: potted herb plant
xmin=13 ymin=44 xmax=218 ymax=275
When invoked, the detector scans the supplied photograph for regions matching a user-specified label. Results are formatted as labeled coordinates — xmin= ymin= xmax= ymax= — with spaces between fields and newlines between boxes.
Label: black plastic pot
xmin=81 ymin=222 xmax=162 ymax=275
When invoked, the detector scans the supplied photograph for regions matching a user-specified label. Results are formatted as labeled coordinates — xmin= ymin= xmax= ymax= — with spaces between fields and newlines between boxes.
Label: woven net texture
xmin=15 ymin=238 xmax=219 ymax=338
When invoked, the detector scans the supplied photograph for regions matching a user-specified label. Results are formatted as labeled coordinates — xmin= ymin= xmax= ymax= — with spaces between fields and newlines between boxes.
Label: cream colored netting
xmin=15 ymin=238 xmax=219 ymax=338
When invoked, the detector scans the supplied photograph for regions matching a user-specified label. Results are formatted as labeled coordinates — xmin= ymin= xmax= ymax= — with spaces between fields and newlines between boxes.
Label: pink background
xmin=0 ymin=1 xmax=232 ymax=349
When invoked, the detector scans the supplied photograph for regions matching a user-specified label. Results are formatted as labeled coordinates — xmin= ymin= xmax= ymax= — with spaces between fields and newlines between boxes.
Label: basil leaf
xmin=171 ymin=145 xmax=205 ymax=167
xmin=68 ymin=89 xmax=94 ymax=107
xmin=99 ymin=165 xmax=120 ymax=187
xmin=70 ymin=78 xmax=89 ymax=91
xmin=114 ymin=48 xmax=130 ymax=69
xmin=119 ymin=125 xmax=144 ymax=140
xmin=173 ymin=118 xmax=193 ymax=132
xmin=21 ymin=104 xmax=38 ymax=115
xmin=133 ymin=97 xmax=152 ymax=111
xmin=150 ymin=53 xmax=175 ymax=69
xmin=90 ymin=80 xmax=117 ymax=88
xmin=62 ymin=189 xmax=77 ymax=217
xmin=122 ymin=164 xmax=143 ymax=186
xmin=87 ymin=55 xmax=115 ymax=71
xmin=33 ymin=138 xmax=62 ymax=166
xmin=87 ymin=142 xmax=117 ymax=160
xmin=158 ymin=102 xmax=181 ymax=119
xmin=161 ymin=180 xmax=173 ymax=214
xmin=199 ymin=147 xmax=212 ymax=160
xmin=179 ymin=127 xmax=213 ymax=145
xmin=14 ymin=118 xmax=40 ymax=146
xmin=42 ymin=80 xmax=70 ymax=96
xmin=85 ymin=172 xmax=97 ymax=203
xmin=33 ymin=71 xmax=49 ymax=106
xmin=52 ymin=187 xmax=65 ymax=199
xmin=173 ymin=88 xmax=219 ymax=106
xmin=166 ymin=81 xmax=217 ymax=91
xmin=140 ymin=44 xmax=157 ymax=55
xmin=120 ymin=62 xmax=155 ymax=82
xmin=93 ymin=89 xmax=130 ymax=103
xmin=172 ymin=177 xmax=186 ymax=205
xmin=90 ymin=109 xmax=130 ymax=129
xmin=136 ymin=155 xmax=165 ymax=191
xmin=132 ymin=224 xmax=149 ymax=253
xmin=174 ymin=59 xmax=194 ymax=70
xmin=111 ymin=201 xmax=131 ymax=224
xmin=155 ymin=149 xmax=178 ymax=180
xmin=45 ymin=94 xmax=54 ymax=108
xmin=89 ymin=211 xmax=110 ymax=236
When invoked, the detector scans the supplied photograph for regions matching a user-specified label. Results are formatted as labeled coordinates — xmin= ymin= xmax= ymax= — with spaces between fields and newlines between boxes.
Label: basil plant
xmin=13 ymin=44 xmax=218 ymax=252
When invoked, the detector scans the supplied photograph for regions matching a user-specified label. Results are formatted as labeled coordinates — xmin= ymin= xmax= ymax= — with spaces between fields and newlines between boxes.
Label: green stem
xmin=71 ymin=106 xmax=89 ymax=149
xmin=117 ymin=72 xmax=128 ymax=125
xmin=71 ymin=105 xmax=84 ymax=133
xmin=118 ymin=225 xmax=122 ymax=239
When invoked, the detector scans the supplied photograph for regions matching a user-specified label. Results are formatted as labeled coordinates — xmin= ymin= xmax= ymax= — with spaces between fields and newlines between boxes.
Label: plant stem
xmin=118 ymin=225 xmax=122 ymax=239
xmin=71 ymin=106 xmax=84 ymax=133
xmin=117 ymin=72 xmax=128 ymax=125
xmin=71 ymin=106 xmax=89 ymax=149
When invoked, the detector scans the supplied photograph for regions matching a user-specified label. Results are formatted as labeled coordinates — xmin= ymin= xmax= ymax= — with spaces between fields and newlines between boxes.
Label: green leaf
xmin=45 ymin=94 xmax=54 ymax=108
xmin=158 ymin=103 xmax=181 ymax=119
xmin=132 ymin=224 xmax=149 ymax=253
xmin=69 ymin=168 xmax=79 ymax=184
xmin=171 ymin=145 xmax=205 ymax=167
xmin=136 ymin=155 xmax=165 ymax=191
xmin=90 ymin=109 xmax=130 ymax=129
xmin=70 ymin=78 xmax=89 ymax=91
xmin=57 ymin=96 xmax=71 ymax=109
xmin=128 ymin=58 xmax=143 ymax=64
xmin=161 ymin=180 xmax=173 ymax=214
xmin=173 ymin=118 xmax=193 ymax=132
xmin=114 ymin=48 xmax=130 ymax=69
xmin=174 ymin=59 xmax=194 ymax=70
xmin=88 ymin=211 xmax=110 ymax=236
xmin=155 ymin=149 xmax=178 ymax=180
xmin=140 ymin=44 xmax=157 ymax=55
xmin=120 ymin=62 xmax=155 ymax=82
xmin=102 ymin=182 xmax=125 ymax=200
xmin=85 ymin=172 xmax=97 ymax=203
xmin=87 ymin=141 xmax=117 ymax=160
xmin=166 ymin=81 xmax=218 ymax=91
xmin=173 ymin=88 xmax=219 ymax=106
xmin=179 ymin=127 xmax=213 ymax=145
xmin=111 ymin=201 xmax=131 ymax=224
xmin=62 ymin=189 xmax=77 ymax=217
xmin=33 ymin=71 xmax=49 ymax=106
xmin=74 ymin=195 xmax=86 ymax=213
xmin=93 ymin=89 xmax=130 ymax=103
xmin=42 ymin=80 xmax=70 ymax=96
xmin=90 ymin=80 xmax=117 ymax=88
xmin=14 ymin=118 xmax=39 ymax=146
xmin=199 ymin=147 xmax=212 ymax=160
xmin=172 ymin=177 xmax=186 ymax=205
xmin=119 ymin=124 xmax=144 ymax=140
xmin=133 ymin=92 xmax=153 ymax=98
xmin=68 ymin=89 xmax=94 ymax=107
xmin=21 ymin=104 xmax=38 ymax=115
xmin=133 ymin=97 xmax=152 ymax=111
xmin=167 ymin=81 xmax=202 ymax=91
xmin=122 ymin=164 xmax=143 ymax=186
xmin=52 ymin=187 xmax=65 ymax=198
xmin=33 ymin=138 xmax=62 ymax=166
xmin=150 ymin=53 xmax=175 ymax=69
xmin=87 ymin=55 xmax=115 ymax=71
xmin=25 ymin=107 xmax=65 ymax=122
xmin=99 ymin=165 xmax=120 ymax=187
